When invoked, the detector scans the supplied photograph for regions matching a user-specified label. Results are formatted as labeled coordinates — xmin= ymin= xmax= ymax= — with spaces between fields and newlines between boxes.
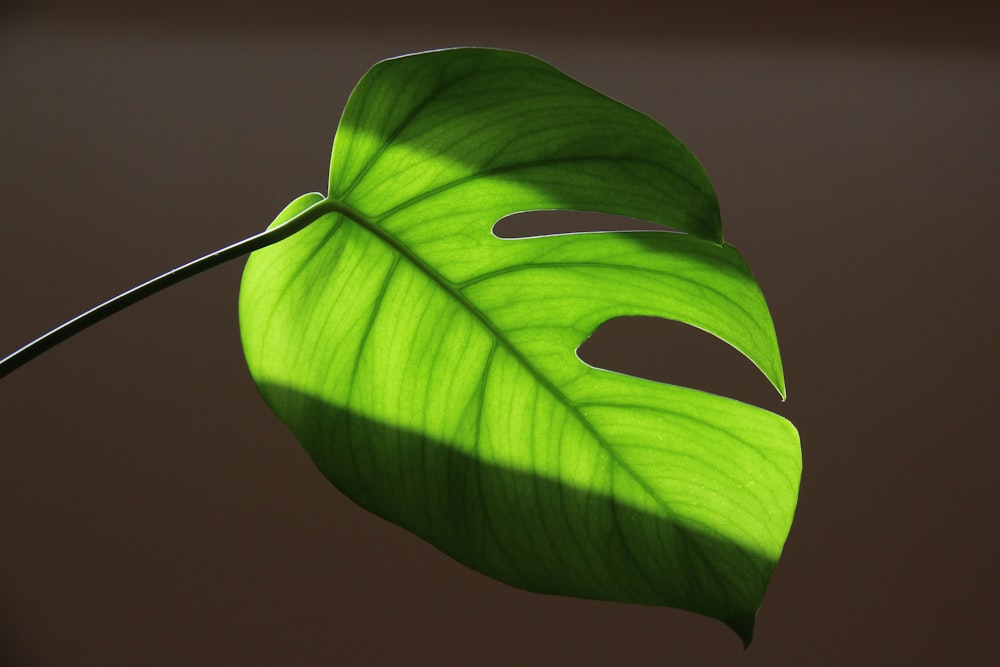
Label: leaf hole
xmin=493 ymin=209 xmax=683 ymax=238
xmin=577 ymin=316 xmax=780 ymax=406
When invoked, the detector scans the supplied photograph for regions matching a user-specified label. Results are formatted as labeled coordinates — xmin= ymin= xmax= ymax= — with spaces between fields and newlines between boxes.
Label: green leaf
xmin=239 ymin=48 xmax=800 ymax=645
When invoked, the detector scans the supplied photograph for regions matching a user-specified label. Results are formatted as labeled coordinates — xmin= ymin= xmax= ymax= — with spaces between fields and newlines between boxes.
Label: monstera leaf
xmin=239 ymin=48 xmax=800 ymax=645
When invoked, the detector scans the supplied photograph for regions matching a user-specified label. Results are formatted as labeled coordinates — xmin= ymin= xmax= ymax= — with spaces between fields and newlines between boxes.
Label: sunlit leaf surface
xmin=239 ymin=48 xmax=800 ymax=644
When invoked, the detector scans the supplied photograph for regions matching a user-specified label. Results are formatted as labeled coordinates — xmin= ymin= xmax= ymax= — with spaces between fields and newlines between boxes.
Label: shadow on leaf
xmin=260 ymin=383 xmax=777 ymax=646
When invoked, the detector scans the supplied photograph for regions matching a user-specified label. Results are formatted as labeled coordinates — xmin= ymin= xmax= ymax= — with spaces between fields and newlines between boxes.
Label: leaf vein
xmin=333 ymin=202 xmax=691 ymax=529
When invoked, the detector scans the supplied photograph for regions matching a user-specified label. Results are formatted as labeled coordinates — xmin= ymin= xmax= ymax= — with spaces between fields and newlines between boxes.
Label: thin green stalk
xmin=0 ymin=197 xmax=333 ymax=379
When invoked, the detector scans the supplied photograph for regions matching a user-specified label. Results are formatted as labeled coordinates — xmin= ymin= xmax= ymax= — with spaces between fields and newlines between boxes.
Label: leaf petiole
xmin=0 ymin=195 xmax=331 ymax=380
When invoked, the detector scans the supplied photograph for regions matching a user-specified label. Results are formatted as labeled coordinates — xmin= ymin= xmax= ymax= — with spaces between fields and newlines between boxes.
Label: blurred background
xmin=1 ymin=1 xmax=997 ymax=664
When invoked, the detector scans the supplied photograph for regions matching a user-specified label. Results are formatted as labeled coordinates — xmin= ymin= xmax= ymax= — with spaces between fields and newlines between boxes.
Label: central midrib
xmin=320 ymin=197 xmax=682 ymax=524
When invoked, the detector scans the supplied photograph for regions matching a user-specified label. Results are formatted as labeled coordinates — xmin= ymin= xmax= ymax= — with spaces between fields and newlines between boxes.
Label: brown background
xmin=1 ymin=2 xmax=998 ymax=665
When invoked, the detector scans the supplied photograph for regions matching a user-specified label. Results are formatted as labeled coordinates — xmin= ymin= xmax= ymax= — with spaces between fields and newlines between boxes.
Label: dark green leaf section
xmin=330 ymin=48 xmax=722 ymax=243
xmin=258 ymin=386 xmax=788 ymax=644
xmin=239 ymin=49 xmax=801 ymax=645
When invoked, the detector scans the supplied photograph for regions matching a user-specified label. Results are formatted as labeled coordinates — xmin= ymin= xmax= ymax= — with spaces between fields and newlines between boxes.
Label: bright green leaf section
xmin=239 ymin=48 xmax=800 ymax=645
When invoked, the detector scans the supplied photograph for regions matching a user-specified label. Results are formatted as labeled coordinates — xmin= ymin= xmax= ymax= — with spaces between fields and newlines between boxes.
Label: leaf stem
xmin=0 ymin=197 xmax=331 ymax=379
